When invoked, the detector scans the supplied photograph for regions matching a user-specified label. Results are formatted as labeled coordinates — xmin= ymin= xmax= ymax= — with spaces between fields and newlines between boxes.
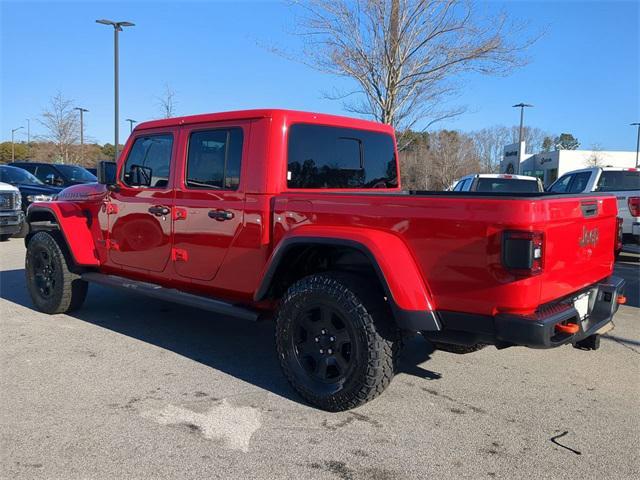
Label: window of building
xmin=122 ymin=134 xmax=173 ymax=188
xmin=287 ymin=124 xmax=397 ymax=189
xmin=186 ymin=128 xmax=243 ymax=190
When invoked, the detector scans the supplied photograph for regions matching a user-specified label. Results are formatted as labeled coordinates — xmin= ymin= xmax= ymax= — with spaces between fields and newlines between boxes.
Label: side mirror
xmin=97 ymin=161 xmax=117 ymax=185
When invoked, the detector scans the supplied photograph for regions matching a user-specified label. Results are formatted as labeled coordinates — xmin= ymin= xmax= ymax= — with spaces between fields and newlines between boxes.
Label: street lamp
xmin=11 ymin=126 xmax=24 ymax=161
xmin=631 ymin=123 xmax=640 ymax=168
xmin=25 ymin=119 xmax=30 ymax=145
xmin=125 ymin=118 xmax=137 ymax=134
xmin=512 ymin=103 xmax=533 ymax=174
xmin=96 ymin=18 xmax=135 ymax=161
xmin=75 ymin=107 xmax=89 ymax=162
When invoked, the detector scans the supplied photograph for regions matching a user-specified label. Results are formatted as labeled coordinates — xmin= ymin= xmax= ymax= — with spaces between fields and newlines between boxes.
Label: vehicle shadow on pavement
xmin=0 ymin=268 xmax=442 ymax=405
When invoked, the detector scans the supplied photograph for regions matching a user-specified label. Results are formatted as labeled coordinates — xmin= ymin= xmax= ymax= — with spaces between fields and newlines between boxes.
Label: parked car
xmin=548 ymin=167 xmax=640 ymax=244
xmin=451 ymin=173 xmax=544 ymax=193
xmin=23 ymin=109 xmax=625 ymax=411
xmin=10 ymin=161 xmax=96 ymax=188
xmin=0 ymin=165 xmax=63 ymax=237
xmin=0 ymin=181 xmax=24 ymax=241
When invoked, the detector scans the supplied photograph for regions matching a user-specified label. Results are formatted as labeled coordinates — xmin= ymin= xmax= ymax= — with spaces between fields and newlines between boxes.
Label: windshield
xmin=0 ymin=166 xmax=45 ymax=185
xmin=596 ymin=171 xmax=640 ymax=192
xmin=55 ymin=165 xmax=97 ymax=183
xmin=475 ymin=178 xmax=540 ymax=193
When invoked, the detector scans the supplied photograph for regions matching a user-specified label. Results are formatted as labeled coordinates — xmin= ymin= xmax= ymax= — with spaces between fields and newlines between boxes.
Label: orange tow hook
xmin=617 ymin=295 xmax=627 ymax=305
xmin=555 ymin=323 xmax=579 ymax=335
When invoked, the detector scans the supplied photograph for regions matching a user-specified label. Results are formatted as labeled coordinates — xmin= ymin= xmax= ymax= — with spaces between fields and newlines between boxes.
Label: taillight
xmin=628 ymin=197 xmax=640 ymax=217
xmin=616 ymin=217 xmax=623 ymax=253
xmin=502 ymin=230 xmax=544 ymax=276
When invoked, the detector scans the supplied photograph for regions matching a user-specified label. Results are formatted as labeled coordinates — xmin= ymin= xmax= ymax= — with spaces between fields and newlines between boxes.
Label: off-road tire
xmin=25 ymin=231 xmax=88 ymax=314
xmin=275 ymin=272 xmax=400 ymax=411
xmin=0 ymin=234 xmax=10 ymax=242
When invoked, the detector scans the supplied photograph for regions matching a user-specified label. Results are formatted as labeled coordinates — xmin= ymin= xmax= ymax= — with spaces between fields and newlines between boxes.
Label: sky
xmin=1 ymin=0 xmax=639 ymax=151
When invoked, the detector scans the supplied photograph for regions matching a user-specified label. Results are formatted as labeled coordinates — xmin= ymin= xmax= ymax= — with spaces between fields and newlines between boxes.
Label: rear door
xmin=107 ymin=128 xmax=177 ymax=273
xmin=171 ymin=121 xmax=248 ymax=281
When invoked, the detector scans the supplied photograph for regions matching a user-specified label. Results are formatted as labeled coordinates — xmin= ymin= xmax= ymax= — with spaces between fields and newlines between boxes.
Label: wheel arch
xmin=26 ymin=204 xmax=99 ymax=267
xmin=255 ymin=231 xmax=441 ymax=332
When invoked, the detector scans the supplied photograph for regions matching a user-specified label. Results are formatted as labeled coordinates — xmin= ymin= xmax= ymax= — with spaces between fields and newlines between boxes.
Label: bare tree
xmin=157 ymin=84 xmax=177 ymax=118
xmin=585 ymin=144 xmax=604 ymax=167
xmin=38 ymin=92 xmax=80 ymax=163
xmin=290 ymin=0 xmax=536 ymax=136
xmin=427 ymin=130 xmax=480 ymax=189
xmin=508 ymin=125 xmax=547 ymax=153
xmin=472 ymin=126 xmax=510 ymax=173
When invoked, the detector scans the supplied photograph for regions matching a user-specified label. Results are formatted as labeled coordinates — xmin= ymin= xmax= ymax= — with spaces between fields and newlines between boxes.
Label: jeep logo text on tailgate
xmin=579 ymin=226 xmax=599 ymax=247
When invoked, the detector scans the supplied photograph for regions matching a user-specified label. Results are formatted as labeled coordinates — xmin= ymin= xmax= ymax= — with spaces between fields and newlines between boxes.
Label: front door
xmin=108 ymin=129 xmax=177 ymax=273
xmin=172 ymin=122 xmax=248 ymax=281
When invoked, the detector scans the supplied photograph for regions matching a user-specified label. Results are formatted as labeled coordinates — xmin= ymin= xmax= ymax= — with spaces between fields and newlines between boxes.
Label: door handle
xmin=148 ymin=205 xmax=170 ymax=216
xmin=208 ymin=210 xmax=234 ymax=221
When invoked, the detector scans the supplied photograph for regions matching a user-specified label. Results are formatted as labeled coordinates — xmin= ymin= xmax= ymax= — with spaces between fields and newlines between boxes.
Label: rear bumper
xmin=427 ymin=276 xmax=625 ymax=349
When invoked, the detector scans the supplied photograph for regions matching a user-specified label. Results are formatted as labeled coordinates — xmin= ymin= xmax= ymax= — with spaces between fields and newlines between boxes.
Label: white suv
xmin=548 ymin=167 xmax=640 ymax=244
xmin=451 ymin=174 xmax=544 ymax=193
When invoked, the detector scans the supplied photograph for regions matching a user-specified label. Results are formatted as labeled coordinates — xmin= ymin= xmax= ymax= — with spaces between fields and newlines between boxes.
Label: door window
xmin=567 ymin=172 xmax=591 ymax=193
xmin=185 ymin=128 xmax=243 ymax=190
xmin=549 ymin=174 xmax=573 ymax=193
xmin=122 ymin=134 xmax=173 ymax=188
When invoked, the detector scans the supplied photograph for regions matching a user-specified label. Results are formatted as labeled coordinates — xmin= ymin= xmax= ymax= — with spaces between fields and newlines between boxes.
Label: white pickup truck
xmin=0 ymin=181 xmax=24 ymax=241
xmin=548 ymin=167 xmax=640 ymax=244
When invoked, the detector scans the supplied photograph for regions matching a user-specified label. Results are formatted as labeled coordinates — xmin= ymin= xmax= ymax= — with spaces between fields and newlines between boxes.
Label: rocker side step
xmin=81 ymin=272 xmax=259 ymax=322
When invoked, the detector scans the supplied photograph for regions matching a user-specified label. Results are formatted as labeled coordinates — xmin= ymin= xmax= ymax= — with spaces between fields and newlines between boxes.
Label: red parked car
xmin=24 ymin=109 xmax=625 ymax=411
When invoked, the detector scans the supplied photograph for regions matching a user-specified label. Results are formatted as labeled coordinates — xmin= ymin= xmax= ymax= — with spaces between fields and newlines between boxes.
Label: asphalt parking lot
xmin=1 ymin=238 xmax=638 ymax=480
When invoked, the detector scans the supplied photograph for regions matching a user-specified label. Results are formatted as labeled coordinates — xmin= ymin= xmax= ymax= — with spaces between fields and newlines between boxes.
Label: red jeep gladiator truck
xmin=24 ymin=109 xmax=625 ymax=411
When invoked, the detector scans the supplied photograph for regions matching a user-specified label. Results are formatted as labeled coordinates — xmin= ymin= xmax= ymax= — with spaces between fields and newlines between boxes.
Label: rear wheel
xmin=275 ymin=272 xmax=400 ymax=411
xmin=0 ymin=234 xmax=10 ymax=242
xmin=25 ymin=231 xmax=88 ymax=314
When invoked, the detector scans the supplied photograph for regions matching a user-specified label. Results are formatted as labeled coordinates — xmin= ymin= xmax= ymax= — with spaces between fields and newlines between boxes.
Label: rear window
xmin=475 ymin=178 xmax=540 ymax=193
xmin=596 ymin=171 xmax=640 ymax=192
xmin=287 ymin=124 xmax=398 ymax=189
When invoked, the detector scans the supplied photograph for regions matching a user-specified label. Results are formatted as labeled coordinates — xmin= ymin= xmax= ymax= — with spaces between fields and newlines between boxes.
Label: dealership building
xmin=500 ymin=142 xmax=638 ymax=186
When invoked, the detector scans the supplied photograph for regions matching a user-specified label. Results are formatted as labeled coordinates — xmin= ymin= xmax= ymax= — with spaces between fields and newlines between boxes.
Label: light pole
xmin=125 ymin=118 xmax=137 ymax=134
xmin=25 ymin=119 xmax=30 ymax=144
xmin=74 ymin=107 xmax=89 ymax=162
xmin=631 ymin=123 xmax=640 ymax=168
xmin=512 ymin=103 xmax=533 ymax=174
xmin=96 ymin=19 xmax=135 ymax=161
xmin=11 ymin=126 xmax=24 ymax=161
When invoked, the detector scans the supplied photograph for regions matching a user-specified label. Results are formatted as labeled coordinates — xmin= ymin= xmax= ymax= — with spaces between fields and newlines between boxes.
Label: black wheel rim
xmin=32 ymin=248 xmax=56 ymax=299
xmin=291 ymin=303 xmax=356 ymax=385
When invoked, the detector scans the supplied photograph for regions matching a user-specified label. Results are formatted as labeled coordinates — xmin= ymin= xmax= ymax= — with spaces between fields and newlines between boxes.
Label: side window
xmin=452 ymin=180 xmax=464 ymax=191
xmin=549 ymin=174 xmax=572 ymax=193
xmin=186 ymin=128 xmax=243 ymax=190
xmin=461 ymin=179 xmax=472 ymax=191
xmin=287 ymin=124 xmax=397 ymax=189
xmin=34 ymin=165 xmax=56 ymax=182
xmin=122 ymin=134 xmax=173 ymax=188
xmin=567 ymin=172 xmax=591 ymax=193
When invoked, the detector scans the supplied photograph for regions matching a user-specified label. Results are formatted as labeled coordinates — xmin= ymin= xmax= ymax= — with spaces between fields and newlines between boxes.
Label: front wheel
xmin=275 ymin=272 xmax=400 ymax=411
xmin=25 ymin=231 xmax=88 ymax=314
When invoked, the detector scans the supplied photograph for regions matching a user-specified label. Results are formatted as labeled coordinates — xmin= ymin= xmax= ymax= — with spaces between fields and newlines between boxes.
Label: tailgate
xmin=538 ymin=195 xmax=617 ymax=305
